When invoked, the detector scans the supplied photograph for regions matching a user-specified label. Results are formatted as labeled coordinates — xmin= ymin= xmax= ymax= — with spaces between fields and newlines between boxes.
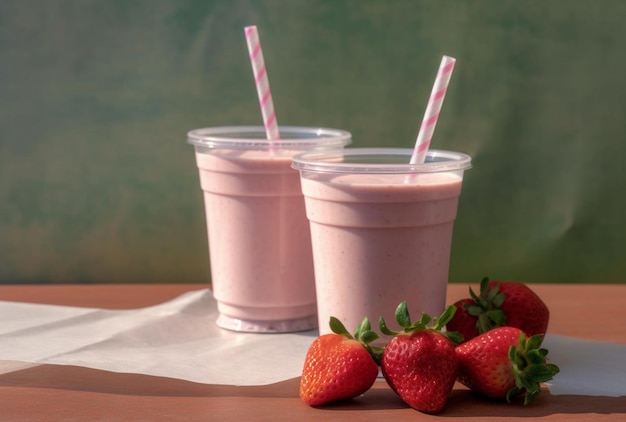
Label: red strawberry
xmin=379 ymin=303 xmax=462 ymax=414
xmin=455 ymin=326 xmax=560 ymax=404
xmin=447 ymin=277 xmax=549 ymax=342
xmin=491 ymin=280 xmax=549 ymax=337
xmin=447 ymin=298 xmax=480 ymax=342
xmin=299 ymin=317 xmax=382 ymax=406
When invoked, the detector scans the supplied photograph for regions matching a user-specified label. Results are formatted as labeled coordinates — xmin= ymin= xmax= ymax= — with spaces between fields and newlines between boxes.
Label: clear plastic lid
xmin=292 ymin=148 xmax=472 ymax=174
xmin=187 ymin=126 xmax=352 ymax=150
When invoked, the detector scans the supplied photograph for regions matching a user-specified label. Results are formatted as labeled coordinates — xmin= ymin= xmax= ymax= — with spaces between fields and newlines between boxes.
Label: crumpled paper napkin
xmin=0 ymin=288 xmax=624 ymax=396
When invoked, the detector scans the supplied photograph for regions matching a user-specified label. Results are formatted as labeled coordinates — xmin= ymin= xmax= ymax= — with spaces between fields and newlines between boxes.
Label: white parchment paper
xmin=0 ymin=288 xmax=624 ymax=396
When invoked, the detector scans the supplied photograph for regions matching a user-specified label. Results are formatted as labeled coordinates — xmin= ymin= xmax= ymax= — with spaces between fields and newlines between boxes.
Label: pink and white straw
xmin=410 ymin=55 xmax=456 ymax=164
xmin=244 ymin=25 xmax=280 ymax=141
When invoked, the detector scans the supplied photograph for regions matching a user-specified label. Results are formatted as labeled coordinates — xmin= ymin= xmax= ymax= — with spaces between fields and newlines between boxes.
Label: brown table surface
xmin=0 ymin=283 xmax=624 ymax=421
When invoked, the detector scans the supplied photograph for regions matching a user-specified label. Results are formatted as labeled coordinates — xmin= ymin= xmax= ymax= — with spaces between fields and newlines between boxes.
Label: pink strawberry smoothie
xmin=195 ymin=149 xmax=318 ymax=331
xmin=188 ymin=126 xmax=351 ymax=333
xmin=299 ymin=170 xmax=466 ymax=338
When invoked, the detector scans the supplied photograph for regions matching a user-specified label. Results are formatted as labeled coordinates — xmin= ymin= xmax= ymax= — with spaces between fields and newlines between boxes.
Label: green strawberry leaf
xmin=329 ymin=316 xmax=352 ymax=338
xmin=506 ymin=386 xmax=522 ymax=403
xmin=417 ymin=312 xmax=432 ymax=327
xmin=492 ymin=292 xmax=506 ymax=308
xmin=378 ymin=315 xmax=397 ymax=336
xmin=525 ymin=364 xmax=558 ymax=382
xmin=466 ymin=303 xmax=484 ymax=316
xmin=435 ymin=304 xmax=456 ymax=327
xmin=444 ymin=330 xmax=464 ymax=345
xmin=359 ymin=329 xmax=380 ymax=345
xmin=526 ymin=349 xmax=546 ymax=364
xmin=395 ymin=302 xmax=412 ymax=328
xmin=356 ymin=316 xmax=370 ymax=333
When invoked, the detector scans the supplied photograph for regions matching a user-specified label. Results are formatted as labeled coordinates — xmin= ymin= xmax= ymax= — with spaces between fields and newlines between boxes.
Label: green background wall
xmin=1 ymin=0 xmax=625 ymax=284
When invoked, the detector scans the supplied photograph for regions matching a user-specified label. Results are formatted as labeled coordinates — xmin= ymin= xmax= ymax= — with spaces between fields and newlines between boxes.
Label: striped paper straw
xmin=410 ymin=55 xmax=456 ymax=164
xmin=244 ymin=25 xmax=280 ymax=142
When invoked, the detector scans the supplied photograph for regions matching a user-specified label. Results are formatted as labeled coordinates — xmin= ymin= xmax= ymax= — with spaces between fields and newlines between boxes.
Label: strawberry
xmin=491 ymin=280 xmax=549 ymax=337
xmin=379 ymin=303 xmax=462 ymax=414
xmin=448 ymin=297 xmax=481 ymax=341
xmin=455 ymin=326 xmax=560 ymax=404
xmin=299 ymin=317 xmax=382 ymax=406
xmin=447 ymin=277 xmax=549 ymax=342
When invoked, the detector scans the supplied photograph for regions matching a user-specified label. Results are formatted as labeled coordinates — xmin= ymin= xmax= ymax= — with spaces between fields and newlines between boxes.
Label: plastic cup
xmin=187 ymin=126 xmax=351 ymax=333
xmin=292 ymin=148 xmax=471 ymax=337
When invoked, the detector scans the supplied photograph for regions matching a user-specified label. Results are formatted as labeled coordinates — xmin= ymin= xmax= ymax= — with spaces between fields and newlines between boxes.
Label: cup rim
xmin=187 ymin=126 xmax=352 ymax=149
xmin=292 ymin=148 xmax=472 ymax=174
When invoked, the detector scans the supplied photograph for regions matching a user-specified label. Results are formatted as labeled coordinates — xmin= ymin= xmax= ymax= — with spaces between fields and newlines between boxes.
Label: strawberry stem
xmin=465 ymin=277 xmax=506 ymax=334
xmin=379 ymin=302 xmax=463 ymax=345
xmin=507 ymin=332 xmax=560 ymax=405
